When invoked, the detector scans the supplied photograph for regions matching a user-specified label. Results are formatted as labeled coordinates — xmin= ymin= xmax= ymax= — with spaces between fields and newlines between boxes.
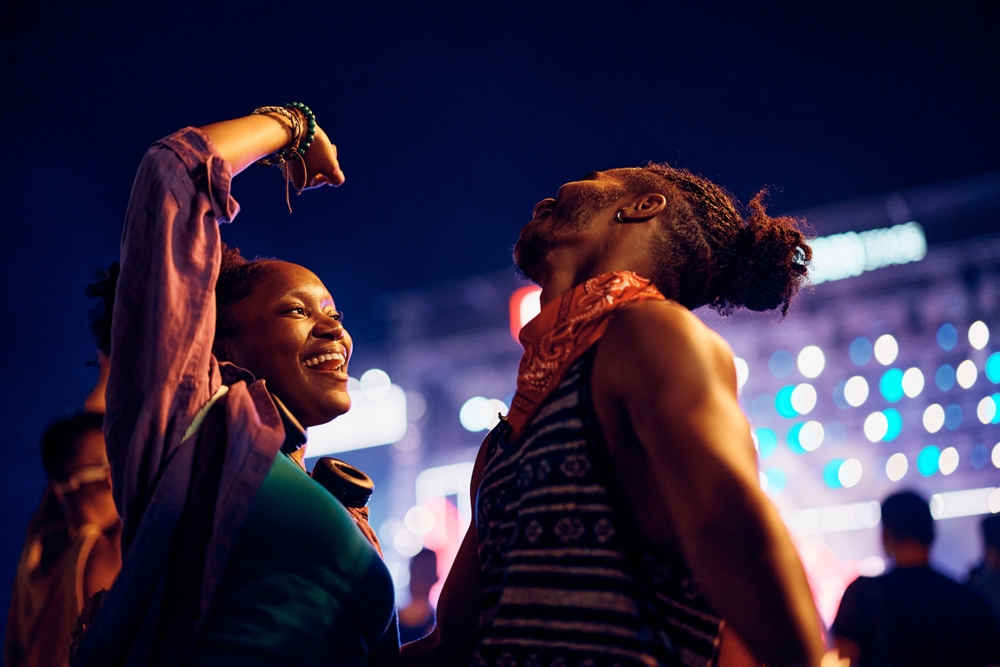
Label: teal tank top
xmin=185 ymin=453 xmax=395 ymax=667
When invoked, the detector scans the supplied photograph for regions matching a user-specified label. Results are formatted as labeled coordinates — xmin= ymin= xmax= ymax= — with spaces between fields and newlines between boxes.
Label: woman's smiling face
xmin=218 ymin=261 xmax=353 ymax=427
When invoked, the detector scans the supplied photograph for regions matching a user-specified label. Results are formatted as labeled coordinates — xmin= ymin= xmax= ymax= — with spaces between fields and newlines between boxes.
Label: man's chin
xmin=512 ymin=236 xmax=551 ymax=285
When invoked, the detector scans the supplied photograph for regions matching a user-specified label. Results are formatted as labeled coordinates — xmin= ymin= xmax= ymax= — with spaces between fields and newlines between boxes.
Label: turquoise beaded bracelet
xmin=285 ymin=101 xmax=317 ymax=156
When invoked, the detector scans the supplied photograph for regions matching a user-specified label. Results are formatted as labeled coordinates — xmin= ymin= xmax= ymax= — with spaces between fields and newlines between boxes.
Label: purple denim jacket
xmin=74 ymin=129 xmax=286 ymax=667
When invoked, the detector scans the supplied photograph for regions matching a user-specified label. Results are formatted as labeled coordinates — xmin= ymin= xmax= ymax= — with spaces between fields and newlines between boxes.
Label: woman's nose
xmin=313 ymin=316 xmax=346 ymax=340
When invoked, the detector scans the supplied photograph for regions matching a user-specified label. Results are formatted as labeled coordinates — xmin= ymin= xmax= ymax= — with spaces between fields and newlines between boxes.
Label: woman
xmin=73 ymin=108 xmax=396 ymax=667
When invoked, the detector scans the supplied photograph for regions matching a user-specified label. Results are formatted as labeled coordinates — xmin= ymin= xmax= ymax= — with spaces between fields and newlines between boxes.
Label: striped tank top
xmin=473 ymin=346 xmax=723 ymax=667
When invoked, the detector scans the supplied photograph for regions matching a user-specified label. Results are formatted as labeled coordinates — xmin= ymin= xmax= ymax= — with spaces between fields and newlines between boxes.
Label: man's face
xmin=224 ymin=262 xmax=353 ymax=427
xmin=514 ymin=170 xmax=626 ymax=280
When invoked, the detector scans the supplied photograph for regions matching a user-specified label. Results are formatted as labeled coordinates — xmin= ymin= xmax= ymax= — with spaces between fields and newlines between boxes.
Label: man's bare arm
xmin=593 ymin=301 xmax=825 ymax=667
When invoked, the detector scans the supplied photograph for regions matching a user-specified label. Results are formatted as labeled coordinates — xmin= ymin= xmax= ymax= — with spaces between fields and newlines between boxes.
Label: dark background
xmin=1 ymin=0 xmax=998 ymax=647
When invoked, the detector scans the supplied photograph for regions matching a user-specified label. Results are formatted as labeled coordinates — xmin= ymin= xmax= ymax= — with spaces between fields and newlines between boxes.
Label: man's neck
xmin=888 ymin=541 xmax=930 ymax=568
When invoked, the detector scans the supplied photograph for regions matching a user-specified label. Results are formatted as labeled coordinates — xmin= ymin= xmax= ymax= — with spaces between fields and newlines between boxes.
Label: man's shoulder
xmin=603 ymin=299 xmax=731 ymax=358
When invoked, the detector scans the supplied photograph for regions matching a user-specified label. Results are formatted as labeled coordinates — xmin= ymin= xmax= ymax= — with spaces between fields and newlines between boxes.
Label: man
xmin=403 ymin=165 xmax=826 ymax=666
xmin=967 ymin=513 xmax=1000 ymax=625
xmin=833 ymin=491 xmax=1000 ymax=666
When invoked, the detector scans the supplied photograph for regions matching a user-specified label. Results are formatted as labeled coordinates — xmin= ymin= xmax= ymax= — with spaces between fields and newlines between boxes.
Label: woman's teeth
xmin=303 ymin=353 xmax=345 ymax=370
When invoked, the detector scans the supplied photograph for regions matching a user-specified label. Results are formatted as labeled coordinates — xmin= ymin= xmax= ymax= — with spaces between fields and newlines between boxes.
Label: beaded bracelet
xmin=285 ymin=102 xmax=317 ymax=156
xmin=252 ymin=105 xmax=304 ymax=166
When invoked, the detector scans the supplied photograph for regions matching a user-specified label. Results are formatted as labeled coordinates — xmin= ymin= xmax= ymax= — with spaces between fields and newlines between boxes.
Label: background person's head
xmin=982 ymin=514 xmax=1000 ymax=570
xmin=515 ymin=164 xmax=811 ymax=316
xmin=408 ymin=547 xmax=439 ymax=601
xmin=880 ymin=491 xmax=934 ymax=566
xmin=40 ymin=412 xmax=118 ymax=530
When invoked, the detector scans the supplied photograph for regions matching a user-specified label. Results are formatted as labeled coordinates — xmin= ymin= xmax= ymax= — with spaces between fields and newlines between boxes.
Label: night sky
xmin=1 ymin=0 xmax=998 ymax=638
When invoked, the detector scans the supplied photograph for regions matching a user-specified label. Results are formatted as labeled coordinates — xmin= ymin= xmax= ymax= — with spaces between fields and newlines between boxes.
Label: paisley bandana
xmin=506 ymin=271 xmax=665 ymax=440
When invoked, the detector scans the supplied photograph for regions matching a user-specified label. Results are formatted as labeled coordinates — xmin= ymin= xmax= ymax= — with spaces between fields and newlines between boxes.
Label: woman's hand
xmin=285 ymin=126 xmax=345 ymax=191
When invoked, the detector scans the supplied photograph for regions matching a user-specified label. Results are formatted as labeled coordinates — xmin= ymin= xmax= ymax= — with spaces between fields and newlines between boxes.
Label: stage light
xmin=787 ymin=424 xmax=806 ymax=454
xmin=879 ymin=369 xmax=905 ymax=402
xmin=844 ymin=376 xmax=869 ymax=407
xmin=764 ymin=468 xmax=787 ymax=493
xmin=969 ymin=321 xmax=989 ymax=350
xmin=849 ymin=337 xmax=873 ymax=366
xmin=755 ymin=428 xmax=778 ymax=458
xmin=935 ymin=364 xmax=956 ymax=391
xmin=874 ymin=335 xmax=898 ymax=365
xmin=931 ymin=487 xmax=1000 ymax=519
xmin=406 ymin=391 xmax=427 ymax=421
xmin=838 ymin=459 xmax=863 ymax=488
xmin=734 ymin=357 xmax=749 ymax=388
xmin=939 ymin=447 xmax=959 ymax=475
xmin=307 ymin=379 xmax=408 ymax=455
xmin=923 ymin=404 xmax=945 ymax=433
xmin=509 ymin=286 xmax=542 ymax=341
xmin=833 ymin=381 xmax=850 ymax=409
xmin=360 ymin=368 xmax=392 ymax=399
xmin=791 ymin=383 xmax=817 ymax=414
xmin=864 ymin=412 xmax=889 ymax=442
xmin=769 ymin=350 xmax=795 ymax=379
xmin=460 ymin=396 xmax=506 ymax=432
xmin=858 ymin=556 xmax=886 ymax=576
xmin=799 ymin=421 xmax=825 ymax=451
xmin=978 ymin=396 xmax=998 ymax=425
xmin=883 ymin=409 xmax=903 ymax=441
xmin=393 ymin=528 xmax=424 ymax=557
xmin=944 ymin=404 xmax=963 ymax=431
xmin=988 ymin=353 xmax=1000 ymax=384
xmin=775 ymin=386 xmax=797 ymax=418
xmin=798 ymin=346 xmax=825 ymax=378
xmin=808 ymin=222 xmax=926 ymax=284
xmin=993 ymin=443 xmax=1000 ymax=469
xmin=937 ymin=323 xmax=958 ymax=351
xmin=886 ymin=453 xmax=908 ymax=482
xmin=970 ymin=444 xmax=989 ymax=470
xmin=957 ymin=360 xmax=978 ymax=389
xmin=404 ymin=505 xmax=436 ymax=535
xmin=902 ymin=368 xmax=924 ymax=398
xmin=917 ymin=446 xmax=941 ymax=477
xmin=823 ymin=459 xmax=845 ymax=489
xmin=989 ymin=489 xmax=1000 ymax=514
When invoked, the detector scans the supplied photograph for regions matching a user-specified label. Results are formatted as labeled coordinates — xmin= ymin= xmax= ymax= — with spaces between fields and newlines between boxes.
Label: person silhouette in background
xmin=399 ymin=548 xmax=439 ymax=645
xmin=832 ymin=491 xmax=1000 ymax=666
xmin=5 ymin=412 xmax=122 ymax=667
xmin=967 ymin=514 xmax=1000 ymax=626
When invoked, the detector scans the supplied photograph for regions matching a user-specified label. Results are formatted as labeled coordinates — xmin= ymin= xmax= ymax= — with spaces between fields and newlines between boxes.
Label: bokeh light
xmin=901 ymin=368 xmax=925 ymax=398
xmin=734 ymin=357 xmax=749 ymax=388
xmin=838 ymin=459 xmax=863 ymax=488
xmin=986 ymin=353 xmax=1000 ymax=384
xmin=775 ymin=386 xmax=797 ymax=418
xmin=936 ymin=364 xmax=956 ymax=391
xmin=922 ymin=404 xmax=945 ymax=433
xmin=977 ymin=396 xmax=998 ymax=425
xmin=993 ymin=443 xmax=1000 ymax=469
xmin=917 ymin=445 xmax=941 ymax=477
xmin=823 ymin=459 xmax=844 ymax=489
xmin=885 ymin=453 xmax=908 ymax=482
xmin=944 ymin=404 xmax=963 ymax=431
xmin=936 ymin=323 xmax=958 ymax=351
xmin=938 ymin=447 xmax=959 ymax=475
xmin=797 ymin=346 xmax=826 ymax=378
xmin=990 ymin=489 xmax=1000 ymax=514
xmin=769 ymin=350 xmax=795 ymax=379
xmin=970 ymin=444 xmax=988 ymax=470
xmin=879 ymin=369 xmax=905 ymax=402
xmin=844 ymin=376 xmax=869 ymax=407
xmin=874 ymin=334 xmax=899 ymax=365
xmin=360 ymin=368 xmax=392 ymax=399
xmin=956 ymin=360 xmax=978 ymax=389
xmin=791 ymin=383 xmax=817 ymax=415
xmin=404 ymin=505 xmax=436 ymax=535
xmin=883 ymin=408 xmax=903 ymax=441
xmin=459 ymin=396 xmax=506 ymax=431
xmin=864 ymin=412 xmax=888 ymax=442
xmin=764 ymin=468 xmax=787 ymax=493
xmin=969 ymin=321 xmax=989 ymax=350
xmin=798 ymin=421 xmax=825 ymax=452
xmin=787 ymin=424 xmax=806 ymax=455
xmin=755 ymin=428 xmax=778 ymax=458
xmin=849 ymin=337 xmax=873 ymax=366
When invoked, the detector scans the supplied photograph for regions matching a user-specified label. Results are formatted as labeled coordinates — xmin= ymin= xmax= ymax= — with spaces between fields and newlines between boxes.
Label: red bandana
xmin=505 ymin=271 xmax=665 ymax=440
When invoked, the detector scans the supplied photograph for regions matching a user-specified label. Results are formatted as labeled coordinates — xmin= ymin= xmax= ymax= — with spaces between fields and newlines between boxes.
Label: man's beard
xmin=512 ymin=186 xmax=625 ymax=283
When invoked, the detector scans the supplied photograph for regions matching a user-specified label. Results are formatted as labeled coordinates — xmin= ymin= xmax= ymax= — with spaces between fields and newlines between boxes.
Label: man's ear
xmin=615 ymin=193 xmax=667 ymax=223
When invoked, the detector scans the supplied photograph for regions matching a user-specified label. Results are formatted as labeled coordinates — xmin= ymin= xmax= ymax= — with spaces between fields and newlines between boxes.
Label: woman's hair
xmin=214 ymin=243 xmax=278 ymax=341
xmin=40 ymin=412 xmax=105 ymax=482
xmin=618 ymin=164 xmax=812 ymax=316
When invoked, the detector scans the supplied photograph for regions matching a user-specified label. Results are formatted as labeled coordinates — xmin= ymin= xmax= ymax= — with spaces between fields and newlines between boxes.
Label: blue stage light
xmin=917 ymin=446 xmax=941 ymax=476
xmin=944 ymin=404 xmax=963 ymax=431
xmin=849 ymin=337 xmax=873 ymax=366
xmin=937 ymin=323 xmax=958 ymax=351
xmin=986 ymin=352 xmax=1000 ymax=384
xmin=755 ymin=428 xmax=778 ymax=458
xmin=970 ymin=444 xmax=989 ymax=470
xmin=879 ymin=369 xmax=905 ymax=402
xmin=935 ymin=364 xmax=956 ymax=392
xmin=764 ymin=468 xmax=787 ymax=493
xmin=883 ymin=408 xmax=903 ymax=441
xmin=769 ymin=350 xmax=795 ymax=379
xmin=775 ymin=386 xmax=797 ymax=418
xmin=823 ymin=459 xmax=845 ymax=488
xmin=787 ymin=423 xmax=806 ymax=454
